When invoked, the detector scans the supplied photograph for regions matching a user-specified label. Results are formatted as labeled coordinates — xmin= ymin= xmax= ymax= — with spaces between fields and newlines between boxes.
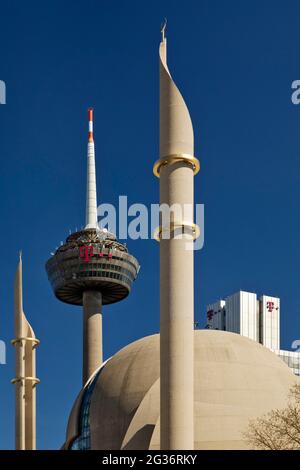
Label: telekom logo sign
xmin=207 ymin=310 xmax=214 ymax=321
xmin=79 ymin=245 xmax=113 ymax=263
xmin=266 ymin=301 xmax=275 ymax=313
xmin=79 ymin=245 xmax=93 ymax=262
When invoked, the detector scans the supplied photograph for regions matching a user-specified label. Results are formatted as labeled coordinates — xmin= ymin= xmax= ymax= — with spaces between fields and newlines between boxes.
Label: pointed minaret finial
xmin=85 ymin=108 xmax=98 ymax=230
xmin=161 ymin=18 xmax=167 ymax=41
xmin=157 ymin=22 xmax=195 ymax=161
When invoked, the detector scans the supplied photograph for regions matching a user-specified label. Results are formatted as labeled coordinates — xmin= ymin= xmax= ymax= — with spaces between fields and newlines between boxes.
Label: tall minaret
xmin=153 ymin=25 xmax=200 ymax=450
xmin=12 ymin=253 xmax=40 ymax=450
xmin=46 ymin=109 xmax=139 ymax=386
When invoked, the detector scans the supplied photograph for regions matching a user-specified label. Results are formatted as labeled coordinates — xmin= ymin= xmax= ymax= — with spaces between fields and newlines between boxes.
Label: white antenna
xmin=85 ymin=108 xmax=98 ymax=229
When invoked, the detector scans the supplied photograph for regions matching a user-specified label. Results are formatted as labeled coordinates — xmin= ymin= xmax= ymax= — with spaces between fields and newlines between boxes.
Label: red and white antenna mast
xmin=85 ymin=108 xmax=98 ymax=229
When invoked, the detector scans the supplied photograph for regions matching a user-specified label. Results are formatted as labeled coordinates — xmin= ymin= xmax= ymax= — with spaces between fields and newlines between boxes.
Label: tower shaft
xmin=83 ymin=290 xmax=103 ymax=385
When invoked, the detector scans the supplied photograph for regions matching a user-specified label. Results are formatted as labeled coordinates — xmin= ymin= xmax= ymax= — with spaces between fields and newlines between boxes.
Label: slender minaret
xmin=153 ymin=25 xmax=200 ymax=450
xmin=12 ymin=253 xmax=40 ymax=450
xmin=46 ymin=109 xmax=139 ymax=386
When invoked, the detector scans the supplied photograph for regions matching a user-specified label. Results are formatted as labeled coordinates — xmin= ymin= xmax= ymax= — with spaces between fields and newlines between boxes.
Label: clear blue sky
xmin=1 ymin=0 xmax=300 ymax=450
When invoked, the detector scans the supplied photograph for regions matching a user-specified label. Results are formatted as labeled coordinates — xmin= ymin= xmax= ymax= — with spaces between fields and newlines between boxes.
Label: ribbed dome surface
xmin=65 ymin=330 xmax=298 ymax=450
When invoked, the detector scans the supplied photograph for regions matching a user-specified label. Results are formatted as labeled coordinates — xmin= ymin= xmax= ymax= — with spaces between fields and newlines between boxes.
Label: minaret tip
xmin=19 ymin=250 xmax=22 ymax=261
xmin=161 ymin=18 xmax=167 ymax=42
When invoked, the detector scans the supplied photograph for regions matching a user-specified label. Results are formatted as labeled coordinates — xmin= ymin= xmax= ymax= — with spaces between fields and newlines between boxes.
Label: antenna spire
xmin=85 ymin=108 xmax=98 ymax=229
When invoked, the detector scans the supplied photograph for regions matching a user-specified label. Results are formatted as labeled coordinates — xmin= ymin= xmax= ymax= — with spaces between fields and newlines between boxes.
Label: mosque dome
xmin=64 ymin=330 xmax=298 ymax=450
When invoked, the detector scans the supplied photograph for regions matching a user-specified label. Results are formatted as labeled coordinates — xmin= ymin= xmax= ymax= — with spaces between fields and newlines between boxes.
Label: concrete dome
xmin=65 ymin=330 xmax=298 ymax=450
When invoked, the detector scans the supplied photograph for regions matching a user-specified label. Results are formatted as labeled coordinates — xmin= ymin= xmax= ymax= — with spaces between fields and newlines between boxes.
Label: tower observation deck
xmin=46 ymin=228 xmax=139 ymax=306
xmin=46 ymin=109 xmax=139 ymax=384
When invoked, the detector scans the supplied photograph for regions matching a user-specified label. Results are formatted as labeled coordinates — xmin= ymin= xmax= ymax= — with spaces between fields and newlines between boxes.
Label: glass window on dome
xmin=70 ymin=369 xmax=101 ymax=450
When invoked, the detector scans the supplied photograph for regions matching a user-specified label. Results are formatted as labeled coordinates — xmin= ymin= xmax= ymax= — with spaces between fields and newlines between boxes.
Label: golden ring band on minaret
xmin=154 ymin=222 xmax=200 ymax=242
xmin=153 ymin=153 xmax=200 ymax=177
xmin=11 ymin=337 xmax=40 ymax=348
xmin=11 ymin=377 xmax=40 ymax=385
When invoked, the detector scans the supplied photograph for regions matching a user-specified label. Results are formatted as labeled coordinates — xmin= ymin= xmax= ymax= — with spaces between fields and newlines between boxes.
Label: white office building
xmin=207 ymin=290 xmax=300 ymax=375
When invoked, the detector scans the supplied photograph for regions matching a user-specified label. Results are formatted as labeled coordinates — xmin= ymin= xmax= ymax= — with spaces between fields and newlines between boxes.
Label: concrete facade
xmin=207 ymin=300 xmax=226 ymax=331
xmin=260 ymin=295 xmax=280 ymax=350
xmin=224 ymin=291 xmax=258 ymax=342
xmin=207 ymin=290 xmax=299 ymax=375
xmin=82 ymin=290 xmax=103 ymax=385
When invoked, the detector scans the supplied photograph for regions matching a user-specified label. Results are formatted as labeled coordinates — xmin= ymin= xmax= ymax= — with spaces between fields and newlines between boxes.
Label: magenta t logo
xmin=207 ymin=310 xmax=214 ymax=321
xmin=79 ymin=245 xmax=94 ymax=263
